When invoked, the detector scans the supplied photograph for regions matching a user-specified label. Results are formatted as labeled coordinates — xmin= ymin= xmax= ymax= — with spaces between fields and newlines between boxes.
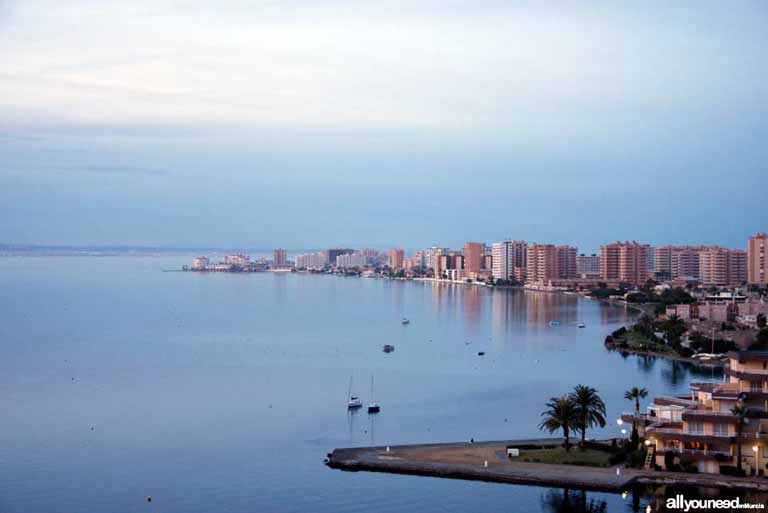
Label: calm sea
xmin=0 ymin=256 xmax=723 ymax=512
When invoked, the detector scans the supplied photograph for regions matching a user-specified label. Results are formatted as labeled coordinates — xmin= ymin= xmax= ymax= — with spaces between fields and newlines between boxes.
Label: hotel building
xmin=643 ymin=351 xmax=768 ymax=475
xmin=600 ymin=241 xmax=650 ymax=286
xmin=748 ymin=233 xmax=768 ymax=286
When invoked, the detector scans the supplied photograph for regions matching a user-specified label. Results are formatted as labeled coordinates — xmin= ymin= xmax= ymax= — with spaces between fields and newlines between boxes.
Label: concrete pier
xmin=326 ymin=440 xmax=768 ymax=493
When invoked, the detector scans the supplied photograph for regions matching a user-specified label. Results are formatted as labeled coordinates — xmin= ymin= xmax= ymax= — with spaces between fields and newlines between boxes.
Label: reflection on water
xmin=627 ymin=354 xmax=724 ymax=387
xmin=540 ymin=489 xmax=608 ymax=513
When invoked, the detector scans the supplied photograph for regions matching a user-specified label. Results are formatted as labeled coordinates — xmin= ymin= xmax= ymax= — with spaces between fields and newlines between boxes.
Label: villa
xmin=631 ymin=351 xmax=768 ymax=475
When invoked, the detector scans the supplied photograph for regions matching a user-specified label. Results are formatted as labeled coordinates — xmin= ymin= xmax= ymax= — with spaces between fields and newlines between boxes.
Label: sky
xmin=1 ymin=1 xmax=767 ymax=253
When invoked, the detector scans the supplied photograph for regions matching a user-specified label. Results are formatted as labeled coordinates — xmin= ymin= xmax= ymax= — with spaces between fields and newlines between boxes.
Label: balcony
xmin=668 ymin=447 xmax=732 ymax=459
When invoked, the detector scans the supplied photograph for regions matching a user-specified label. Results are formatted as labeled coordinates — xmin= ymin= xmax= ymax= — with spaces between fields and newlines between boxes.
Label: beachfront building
xmin=295 ymin=251 xmax=329 ymax=269
xmin=748 ymin=233 xmax=768 ymax=286
xmin=336 ymin=252 xmax=368 ymax=269
xmin=273 ymin=249 xmax=288 ymax=267
xmin=191 ymin=256 xmax=209 ymax=270
xmin=327 ymin=249 xmax=354 ymax=266
xmin=654 ymin=246 xmax=708 ymax=281
xmin=699 ymin=247 xmax=747 ymax=287
xmin=224 ymin=254 xmax=250 ymax=267
xmin=600 ymin=241 xmax=650 ymax=286
xmin=643 ymin=351 xmax=768 ymax=475
xmin=389 ymin=248 xmax=405 ymax=270
xmin=463 ymin=242 xmax=484 ymax=276
xmin=576 ymin=254 xmax=600 ymax=277
xmin=491 ymin=240 xmax=527 ymax=281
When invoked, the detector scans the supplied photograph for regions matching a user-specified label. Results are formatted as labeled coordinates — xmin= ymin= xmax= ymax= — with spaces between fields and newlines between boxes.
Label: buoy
xmin=147 ymin=496 xmax=152 ymax=503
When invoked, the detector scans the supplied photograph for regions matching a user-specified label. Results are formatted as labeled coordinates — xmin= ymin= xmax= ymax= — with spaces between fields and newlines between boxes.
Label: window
xmin=713 ymin=423 xmax=729 ymax=436
xmin=689 ymin=421 xmax=705 ymax=434
xmin=752 ymin=381 xmax=763 ymax=393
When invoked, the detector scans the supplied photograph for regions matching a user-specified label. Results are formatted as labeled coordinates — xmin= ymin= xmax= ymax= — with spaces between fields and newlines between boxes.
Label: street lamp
xmin=617 ymin=418 xmax=624 ymax=426
xmin=644 ymin=439 xmax=652 ymax=446
xmin=753 ymin=445 xmax=759 ymax=476
xmin=621 ymin=428 xmax=627 ymax=436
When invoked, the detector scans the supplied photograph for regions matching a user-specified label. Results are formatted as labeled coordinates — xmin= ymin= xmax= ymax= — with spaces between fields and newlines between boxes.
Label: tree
xmin=624 ymin=387 xmax=648 ymax=451
xmin=758 ymin=313 xmax=767 ymax=329
xmin=569 ymin=385 xmax=607 ymax=446
xmin=731 ymin=404 xmax=749 ymax=474
xmin=624 ymin=387 xmax=648 ymax=417
xmin=539 ymin=395 xmax=579 ymax=451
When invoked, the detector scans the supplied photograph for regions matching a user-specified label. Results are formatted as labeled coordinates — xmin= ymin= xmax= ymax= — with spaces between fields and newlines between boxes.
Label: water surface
xmin=0 ymin=257 xmax=721 ymax=512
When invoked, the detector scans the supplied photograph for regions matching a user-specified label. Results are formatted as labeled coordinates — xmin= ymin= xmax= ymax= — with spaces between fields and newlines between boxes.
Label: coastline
xmin=326 ymin=440 xmax=768 ymax=493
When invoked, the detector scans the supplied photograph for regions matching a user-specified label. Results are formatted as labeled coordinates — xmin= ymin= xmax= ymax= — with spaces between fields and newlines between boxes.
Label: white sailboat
xmin=347 ymin=376 xmax=362 ymax=410
xmin=367 ymin=376 xmax=380 ymax=414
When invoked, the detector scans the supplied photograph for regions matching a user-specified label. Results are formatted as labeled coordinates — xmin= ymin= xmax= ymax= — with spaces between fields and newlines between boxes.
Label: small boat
xmin=401 ymin=318 xmax=410 ymax=325
xmin=577 ymin=322 xmax=586 ymax=328
xmin=549 ymin=320 xmax=561 ymax=327
xmin=382 ymin=344 xmax=395 ymax=353
xmin=347 ymin=377 xmax=362 ymax=410
xmin=367 ymin=376 xmax=380 ymax=414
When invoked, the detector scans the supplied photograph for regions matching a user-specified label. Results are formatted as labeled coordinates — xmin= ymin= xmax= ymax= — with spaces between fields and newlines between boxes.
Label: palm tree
xmin=731 ymin=404 xmax=749 ymax=474
xmin=570 ymin=385 xmax=607 ymax=447
xmin=624 ymin=387 xmax=648 ymax=450
xmin=539 ymin=395 xmax=579 ymax=451
xmin=624 ymin=387 xmax=648 ymax=418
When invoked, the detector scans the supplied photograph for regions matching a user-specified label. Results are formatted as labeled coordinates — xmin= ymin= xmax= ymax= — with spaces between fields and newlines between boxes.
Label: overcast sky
xmin=1 ymin=1 xmax=767 ymax=252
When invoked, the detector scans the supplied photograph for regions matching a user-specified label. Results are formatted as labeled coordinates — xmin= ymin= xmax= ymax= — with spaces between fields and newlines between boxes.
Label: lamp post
xmin=753 ymin=445 xmax=759 ymax=476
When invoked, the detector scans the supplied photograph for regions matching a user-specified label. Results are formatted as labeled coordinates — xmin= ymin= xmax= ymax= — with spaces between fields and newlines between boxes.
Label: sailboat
xmin=367 ymin=376 xmax=380 ymax=414
xmin=347 ymin=376 xmax=362 ymax=410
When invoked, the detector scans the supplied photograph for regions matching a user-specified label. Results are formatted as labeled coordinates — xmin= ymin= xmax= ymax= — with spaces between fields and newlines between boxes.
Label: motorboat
xmin=549 ymin=320 xmax=561 ymax=327
xmin=382 ymin=344 xmax=395 ymax=353
xmin=401 ymin=318 xmax=410 ymax=325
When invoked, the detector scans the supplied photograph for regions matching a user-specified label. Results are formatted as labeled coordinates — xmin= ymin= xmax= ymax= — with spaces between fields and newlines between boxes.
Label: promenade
xmin=327 ymin=439 xmax=768 ymax=493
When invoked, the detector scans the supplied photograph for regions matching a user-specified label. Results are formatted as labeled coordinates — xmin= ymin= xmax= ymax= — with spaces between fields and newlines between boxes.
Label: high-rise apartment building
xmin=463 ymin=242 xmax=484 ymax=275
xmin=654 ymin=246 xmax=709 ymax=280
xmin=526 ymin=244 xmax=577 ymax=282
xmin=491 ymin=240 xmax=527 ymax=281
xmin=327 ymin=249 xmax=354 ymax=266
xmin=748 ymin=233 xmax=768 ymax=286
xmin=273 ymin=249 xmax=287 ymax=267
xmin=699 ymin=247 xmax=747 ymax=287
xmin=600 ymin=241 xmax=650 ymax=286
xmin=389 ymin=248 xmax=405 ymax=270
xmin=576 ymin=254 xmax=600 ymax=277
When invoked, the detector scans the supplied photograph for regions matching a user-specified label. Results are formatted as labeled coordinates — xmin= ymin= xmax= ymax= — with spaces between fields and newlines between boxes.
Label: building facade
xmin=491 ymin=240 xmax=527 ymax=281
xmin=699 ymin=247 xmax=747 ymax=287
xmin=748 ymin=233 xmax=768 ymax=286
xmin=389 ymin=248 xmax=405 ymax=270
xmin=463 ymin=242 xmax=484 ymax=275
xmin=273 ymin=249 xmax=287 ymax=267
xmin=644 ymin=351 xmax=768 ymax=475
xmin=576 ymin=254 xmax=600 ymax=277
xmin=600 ymin=241 xmax=650 ymax=286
